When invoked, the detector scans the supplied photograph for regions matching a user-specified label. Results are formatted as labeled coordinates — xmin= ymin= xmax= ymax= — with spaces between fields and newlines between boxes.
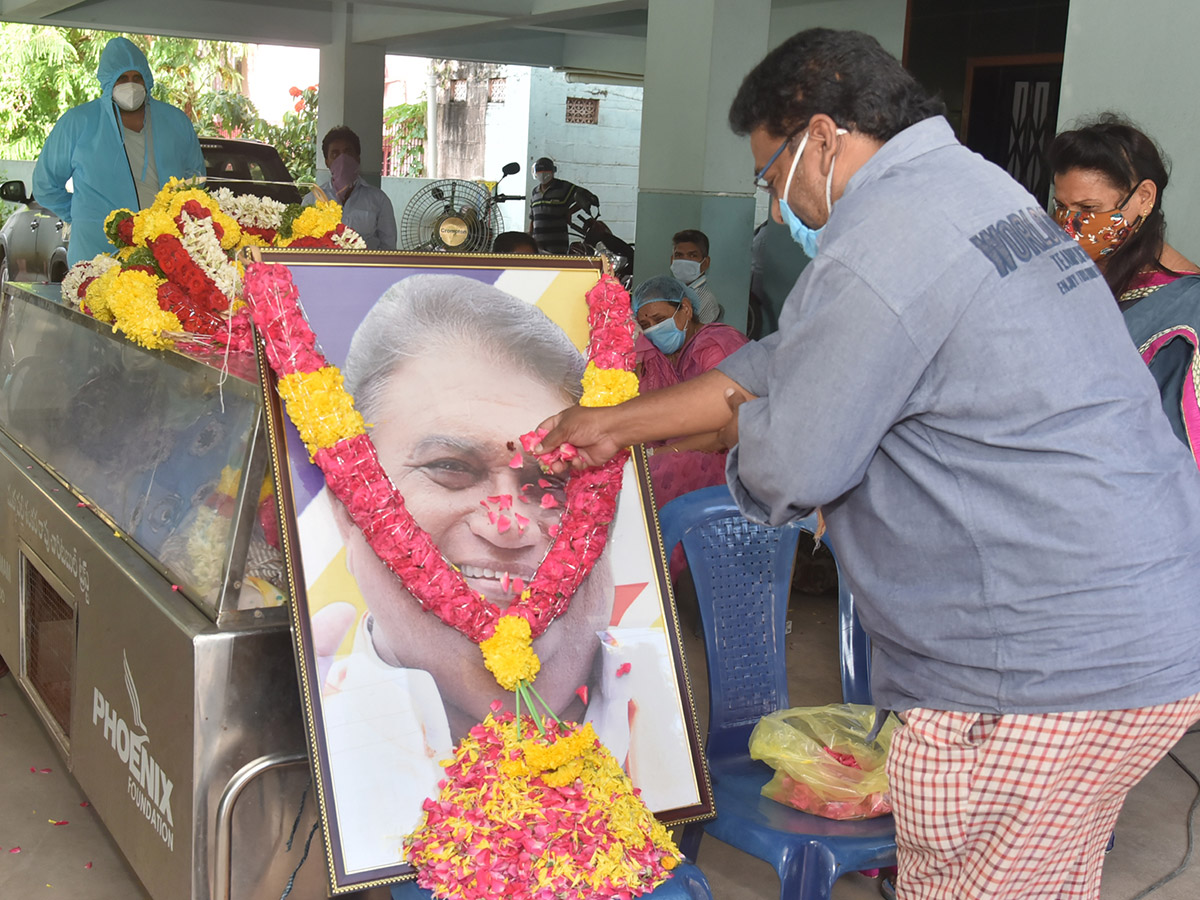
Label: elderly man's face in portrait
xmin=335 ymin=344 xmax=613 ymax=737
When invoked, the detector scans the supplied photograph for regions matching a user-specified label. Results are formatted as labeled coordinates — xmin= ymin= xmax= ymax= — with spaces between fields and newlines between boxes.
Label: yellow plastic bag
xmin=748 ymin=703 xmax=895 ymax=820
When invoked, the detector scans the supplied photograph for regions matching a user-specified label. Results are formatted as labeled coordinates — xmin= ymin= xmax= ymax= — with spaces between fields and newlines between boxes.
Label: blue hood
xmin=97 ymin=37 xmax=153 ymax=99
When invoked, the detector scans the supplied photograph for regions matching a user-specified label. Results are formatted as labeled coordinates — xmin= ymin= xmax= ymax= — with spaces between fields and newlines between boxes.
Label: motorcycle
xmin=567 ymin=197 xmax=635 ymax=289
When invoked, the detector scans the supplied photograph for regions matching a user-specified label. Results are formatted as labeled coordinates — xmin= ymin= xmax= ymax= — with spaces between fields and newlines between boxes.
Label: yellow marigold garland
xmin=83 ymin=264 xmax=119 ymax=323
xmin=105 ymin=269 xmax=181 ymax=350
xmin=131 ymin=207 xmax=182 ymax=248
xmin=480 ymin=614 xmax=541 ymax=691
xmin=216 ymin=465 xmax=242 ymax=498
xmin=276 ymin=367 xmax=367 ymax=455
xmin=579 ymin=360 xmax=640 ymax=407
xmin=285 ymin=204 xmax=343 ymax=244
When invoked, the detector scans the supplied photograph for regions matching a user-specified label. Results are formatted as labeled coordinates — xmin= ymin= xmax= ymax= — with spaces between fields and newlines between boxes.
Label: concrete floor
xmin=1 ymin=588 xmax=1198 ymax=899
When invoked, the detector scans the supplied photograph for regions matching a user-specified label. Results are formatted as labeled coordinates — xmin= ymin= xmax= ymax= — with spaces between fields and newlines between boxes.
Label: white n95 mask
xmin=113 ymin=83 xmax=147 ymax=112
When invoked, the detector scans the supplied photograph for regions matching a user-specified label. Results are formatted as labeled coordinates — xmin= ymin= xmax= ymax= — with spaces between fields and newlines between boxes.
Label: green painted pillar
xmin=317 ymin=3 xmax=387 ymax=187
xmin=633 ymin=0 xmax=772 ymax=332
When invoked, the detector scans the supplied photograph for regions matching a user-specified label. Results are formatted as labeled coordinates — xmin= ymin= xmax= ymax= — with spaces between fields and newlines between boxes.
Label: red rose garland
xmin=243 ymin=263 xmax=634 ymax=643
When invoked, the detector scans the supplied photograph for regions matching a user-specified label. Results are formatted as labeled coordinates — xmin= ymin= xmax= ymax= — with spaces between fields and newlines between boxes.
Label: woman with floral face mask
xmin=1049 ymin=117 xmax=1200 ymax=465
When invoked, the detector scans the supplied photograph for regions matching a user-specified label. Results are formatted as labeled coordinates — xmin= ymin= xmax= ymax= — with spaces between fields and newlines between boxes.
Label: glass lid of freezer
xmin=0 ymin=283 xmax=286 ymax=621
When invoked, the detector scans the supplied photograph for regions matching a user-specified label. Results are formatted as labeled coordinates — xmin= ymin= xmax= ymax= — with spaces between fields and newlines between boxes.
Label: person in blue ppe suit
xmin=33 ymin=37 xmax=205 ymax=265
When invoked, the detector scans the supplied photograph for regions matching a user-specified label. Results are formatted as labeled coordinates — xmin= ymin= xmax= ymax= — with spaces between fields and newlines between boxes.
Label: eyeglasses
xmin=753 ymin=130 xmax=803 ymax=192
xmin=1051 ymin=183 xmax=1138 ymax=220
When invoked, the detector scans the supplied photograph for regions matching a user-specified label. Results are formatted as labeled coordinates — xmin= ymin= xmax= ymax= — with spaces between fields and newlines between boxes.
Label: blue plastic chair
xmin=659 ymin=485 xmax=895 ymax=900
xmin=390 ymin=861 xmax=713 ymax=900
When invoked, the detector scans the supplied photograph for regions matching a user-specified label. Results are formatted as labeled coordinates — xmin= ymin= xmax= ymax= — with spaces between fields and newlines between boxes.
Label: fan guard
xmin=399 ymin=179 xmax=503 ymax=252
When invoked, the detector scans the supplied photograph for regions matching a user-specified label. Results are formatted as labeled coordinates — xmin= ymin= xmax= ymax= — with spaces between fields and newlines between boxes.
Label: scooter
xmin=568 ymin=198 xmax=635 ymax=288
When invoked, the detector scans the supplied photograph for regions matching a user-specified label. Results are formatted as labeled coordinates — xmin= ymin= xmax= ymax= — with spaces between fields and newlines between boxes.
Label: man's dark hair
xmin=322 ymin=125 xmax=361 ymax=160
xmin=728 ymin=28 xmax=944 ymax=142
xmin=672 ymin=229 xmax=709 ymax=257
xmin=1047 ymin=114 xmax=1174 ymax=299
xmin=492 ymin=231 xmax=540 ymax=254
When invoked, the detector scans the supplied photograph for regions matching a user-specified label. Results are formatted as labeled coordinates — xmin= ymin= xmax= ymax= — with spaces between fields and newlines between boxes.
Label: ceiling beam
xmin=0 ymin=0 xmax=88 ymax=17
xmin=560 ymin=31 xmax=644 ymax=76
xmin=531 ymin=0 xmax=646 ymax=15
xmin=351 ymin=5 xmax=507 ymax=44
xmin=383 ymin=27 xmax=568 ymax=68
xmin=356 ymin=0 xmax=646 ymax=48
xmin=356 ymin=0 xmax=534 ymax=15
xmin=518 ymin=9 xmax=646 ymax=39
xmin=12 ymin=0 xmax=333 ymax=45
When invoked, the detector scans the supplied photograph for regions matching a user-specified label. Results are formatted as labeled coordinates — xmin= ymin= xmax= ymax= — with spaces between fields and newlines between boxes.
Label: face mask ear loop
xmin=781 ymin=132 xmax=809 ymax=221
xmin=825 ymin=158 xmax=835 ymax=218
xmin=825 ymin=129 xmax=850 ymax=217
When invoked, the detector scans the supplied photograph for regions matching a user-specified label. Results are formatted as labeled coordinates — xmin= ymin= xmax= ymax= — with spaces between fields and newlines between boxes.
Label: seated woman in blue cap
xmin=632 ymin=274 xmax=748 ymax=516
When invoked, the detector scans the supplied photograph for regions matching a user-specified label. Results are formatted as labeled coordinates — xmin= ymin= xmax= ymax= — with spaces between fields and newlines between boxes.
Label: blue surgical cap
xmin=631 ymin=274 xmax=699 ymax=313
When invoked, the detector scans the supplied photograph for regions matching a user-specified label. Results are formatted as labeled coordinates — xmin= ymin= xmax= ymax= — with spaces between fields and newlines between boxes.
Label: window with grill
xmin=487 ymin=78 xmax=506 ymax=103
xmin=23 ymin=555 xmax=75 ymax=745
xmin=450 ymin=79 xmax=468 ymax=102
xmin=565 ymin=97 xmax=600 ymax=125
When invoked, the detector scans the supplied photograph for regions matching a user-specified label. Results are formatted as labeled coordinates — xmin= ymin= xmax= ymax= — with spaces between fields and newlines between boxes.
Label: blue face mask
xmin=778 ymin=128 xmax=846 ymax=259
xmin=643 ymin=304 xmax=689 ymax=354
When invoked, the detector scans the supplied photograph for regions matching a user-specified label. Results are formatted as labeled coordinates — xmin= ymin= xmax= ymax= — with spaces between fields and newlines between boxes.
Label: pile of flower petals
xmin=407 ymin=712 xmax=680 ymax=900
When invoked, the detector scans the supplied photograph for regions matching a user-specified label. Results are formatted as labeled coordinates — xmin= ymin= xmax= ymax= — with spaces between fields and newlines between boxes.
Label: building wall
xmin=436 ymin=61 xmax=493 ymax=181
xmin=1057 ymin=0 xmax=1200 ymax=260
xmin=526 ymin=68 xmax=643 ymax=243
xmin=483 ymin=66 xmax=531 ymax=237
xmin=752 ymin=0 xmax=909 ymax=225
xmin=769 ymin=0 xmax=906 ymax=58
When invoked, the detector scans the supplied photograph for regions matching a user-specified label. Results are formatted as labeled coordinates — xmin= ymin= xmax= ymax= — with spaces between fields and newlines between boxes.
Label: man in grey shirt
xmin=537 ymin=28 xmax=1200 ymax=900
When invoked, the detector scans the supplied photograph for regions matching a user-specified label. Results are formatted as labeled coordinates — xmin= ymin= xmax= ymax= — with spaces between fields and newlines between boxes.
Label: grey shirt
xmin=719 ymin=116 xmax=1200 ymax=715
xmin=303 ymin=177 xmax=397 ymax=250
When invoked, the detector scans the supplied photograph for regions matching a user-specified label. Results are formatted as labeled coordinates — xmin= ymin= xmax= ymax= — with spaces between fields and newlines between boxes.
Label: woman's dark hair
xmin=728 ymin=28 xmax=944 ymax=141
xmin=1047 ymin=114 xmax=1173 ymax=298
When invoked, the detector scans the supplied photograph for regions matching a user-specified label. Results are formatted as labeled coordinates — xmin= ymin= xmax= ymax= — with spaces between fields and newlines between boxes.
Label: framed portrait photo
xmin=255 ymin=250 xmax=714 ymax=893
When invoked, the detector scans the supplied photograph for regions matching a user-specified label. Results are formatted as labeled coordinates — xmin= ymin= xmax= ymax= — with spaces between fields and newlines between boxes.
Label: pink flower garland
xmin=243 ymin=263 xmax=634 ymax=643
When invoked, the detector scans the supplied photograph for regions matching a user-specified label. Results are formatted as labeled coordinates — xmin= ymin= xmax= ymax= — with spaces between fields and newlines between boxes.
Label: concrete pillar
xmin=317 ymin=3 xmax=387 ymax=187
xmin=633 ymin=0 xmax=772 ymax=332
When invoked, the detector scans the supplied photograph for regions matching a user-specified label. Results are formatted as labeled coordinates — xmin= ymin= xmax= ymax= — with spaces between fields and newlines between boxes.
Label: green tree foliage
xmin=192 ymin=85 xmax=320 ymax=187
xmin=383 ymin=100 xmax=426 ymax=176
xmin=0 ymin=26 xmax=109 ymax=159
xmin=0 ymin=23 xmax=245 ymax=159
xmin=0 ymin=23 xmax=322 ymax=188
xmin=268 ymin=86 xmax=319 ymax=187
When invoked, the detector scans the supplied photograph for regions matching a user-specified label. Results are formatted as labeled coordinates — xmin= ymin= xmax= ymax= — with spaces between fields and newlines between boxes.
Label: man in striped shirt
xmin=528 ymin=157 xmax=594 ymax=255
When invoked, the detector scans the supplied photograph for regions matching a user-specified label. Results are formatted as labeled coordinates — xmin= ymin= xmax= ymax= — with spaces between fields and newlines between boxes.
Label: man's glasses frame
xmin=753 ymin=129 xmax=803 ymax=192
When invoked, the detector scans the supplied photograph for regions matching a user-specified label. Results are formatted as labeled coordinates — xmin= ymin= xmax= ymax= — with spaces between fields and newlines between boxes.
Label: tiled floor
xmin=2 ymin=588 xmax=1199 ymax=899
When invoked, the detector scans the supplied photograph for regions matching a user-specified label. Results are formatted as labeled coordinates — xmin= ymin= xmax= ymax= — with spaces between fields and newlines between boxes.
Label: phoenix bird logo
xmin=123 ymin=650 xmax=148 ymax=733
